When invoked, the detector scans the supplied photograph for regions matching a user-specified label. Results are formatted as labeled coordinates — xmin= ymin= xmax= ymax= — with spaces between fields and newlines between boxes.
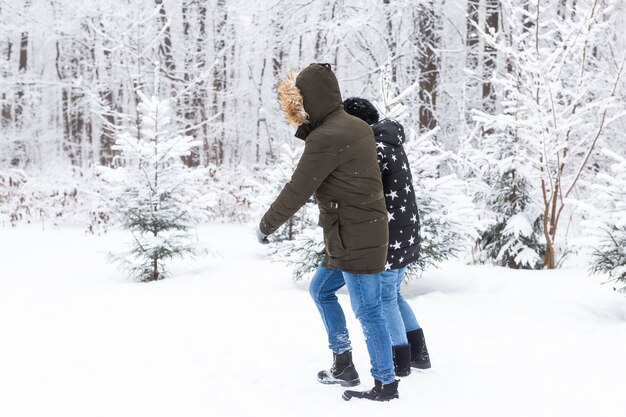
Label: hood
xmin=277 ymin=70 xmax=309 ymax=127
xmin=277 ymin=63 xmax=343 ymax=140
xmin=372 ymin=118 xmax=405 ymax=146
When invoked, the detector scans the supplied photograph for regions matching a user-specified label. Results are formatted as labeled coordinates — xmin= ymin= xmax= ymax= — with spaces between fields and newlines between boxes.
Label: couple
xmin=256 ymin=63 xmax=430 ymax=402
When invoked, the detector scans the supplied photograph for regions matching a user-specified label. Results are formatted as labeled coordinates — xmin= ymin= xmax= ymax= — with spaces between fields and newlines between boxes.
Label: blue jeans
xmin=309 ymin=264 xmax=395 ymax=384
xmin=380 ymin=267 xmax=421 ymax=346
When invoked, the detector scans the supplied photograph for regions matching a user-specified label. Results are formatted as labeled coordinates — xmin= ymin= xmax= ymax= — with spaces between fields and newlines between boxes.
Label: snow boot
xmin=317 ymin=350 xmax=360 ymax=387
xmin=342 ymin=379 xmax=399 ymax=402
xmin=407 ymin=328 xmax=431 ymax=369
xmin=393 ymin=344 xmax=412 ymax=377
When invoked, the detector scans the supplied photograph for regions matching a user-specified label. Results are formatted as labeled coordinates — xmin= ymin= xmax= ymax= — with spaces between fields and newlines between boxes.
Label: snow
xmin=1 ymin=223 xmax=626 ymax=417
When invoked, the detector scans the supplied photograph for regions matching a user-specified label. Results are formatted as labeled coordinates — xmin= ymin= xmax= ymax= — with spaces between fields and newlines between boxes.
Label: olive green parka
xmin=260 ymin=63 xmax=388 ymax=274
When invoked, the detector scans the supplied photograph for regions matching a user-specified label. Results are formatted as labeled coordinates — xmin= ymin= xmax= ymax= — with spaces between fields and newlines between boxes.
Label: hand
xmin=256 ymin=225 xmax=270 ymax=245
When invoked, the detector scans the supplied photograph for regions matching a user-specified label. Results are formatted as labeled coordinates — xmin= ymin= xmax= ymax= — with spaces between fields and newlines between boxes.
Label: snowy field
xmin=1 ymin=223 xmax=625 ymax=417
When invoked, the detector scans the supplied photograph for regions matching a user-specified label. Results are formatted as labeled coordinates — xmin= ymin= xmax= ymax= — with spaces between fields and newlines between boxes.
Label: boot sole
xmin=410 ymin=361 xmax=431 ymax=369
xmin=342 ymin=391 xmax=398 ymax=401
xmin=318 ymin=377 xmax=361 ymax=387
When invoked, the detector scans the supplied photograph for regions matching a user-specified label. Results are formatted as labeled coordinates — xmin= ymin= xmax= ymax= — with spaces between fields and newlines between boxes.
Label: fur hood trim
xmin=278 ymin=70 xmax=309 ymax=126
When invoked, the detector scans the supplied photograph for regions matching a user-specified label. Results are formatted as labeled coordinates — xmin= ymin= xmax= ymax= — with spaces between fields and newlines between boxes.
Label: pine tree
xmin=110 ymin=91 xmax=205 ymax=282
xmin=471 ymin=120 xmax=545 ymax=269
xmin=475 ymin=163 xmax=545 ymax=269
xmin=590 ymin=150 xmax=626 ymax=292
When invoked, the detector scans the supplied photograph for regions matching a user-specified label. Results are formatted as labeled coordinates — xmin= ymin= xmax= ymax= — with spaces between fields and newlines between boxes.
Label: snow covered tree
xmin=109 ymin=91 xmax=205 ymax=282
xmin=473 ymin=154 xmax=545 ymax=269
xmin=478 ymin=0 xmax=626 ymax=269
xmin=471 ymin=73 xmax=545 ymax=269
xmin=590 ymin=150 xmax=626 ymax=292
xmin=261 ymin=142 xmax=322 ymax=281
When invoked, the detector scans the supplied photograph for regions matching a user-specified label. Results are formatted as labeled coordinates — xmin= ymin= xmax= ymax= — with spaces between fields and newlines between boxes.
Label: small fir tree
xmin=470 ymin=122 xmax=545 ymax=269
xmin=590 ymin=150 xmax=626 ymax=292
xmin=476 ymin=166 xmax=545 ymax=269
xmin=110 ymin=91 xmax=205 ymax=282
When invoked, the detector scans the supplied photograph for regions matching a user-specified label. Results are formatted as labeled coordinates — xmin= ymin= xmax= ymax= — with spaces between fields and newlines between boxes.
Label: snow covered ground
xmin=1 ymin=223 xmax=625 ymax=417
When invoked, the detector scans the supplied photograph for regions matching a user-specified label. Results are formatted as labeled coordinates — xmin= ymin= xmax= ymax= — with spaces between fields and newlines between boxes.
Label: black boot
xmin=393 ymin=344 xmax=412 ymax=377
xmin=342 ymin=379 xmax=399 ymax=401
xmin=407 ymin=328 xmax=431 ymax=369
xmin=317 ymin=350 xmax=360 ymax=387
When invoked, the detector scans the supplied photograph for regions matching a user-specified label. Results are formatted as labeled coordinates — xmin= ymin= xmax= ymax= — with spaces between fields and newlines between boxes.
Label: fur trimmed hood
xmin=278 ymin=63 xmax=343 ymax=139
xmin=278 ymin=70 xmax=309 ymax=126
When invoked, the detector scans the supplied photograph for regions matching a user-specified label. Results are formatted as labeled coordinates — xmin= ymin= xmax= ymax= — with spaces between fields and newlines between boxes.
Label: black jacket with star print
xmin=373 ymin=119 xmax=421 ymax=270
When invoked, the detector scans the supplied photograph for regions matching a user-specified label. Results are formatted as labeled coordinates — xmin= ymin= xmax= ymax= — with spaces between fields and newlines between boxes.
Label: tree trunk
xmin=99 ymin=91 xmax=116 ymax=166
xmin=270 ymin=13 xmax=284 ymax=79
xmin=155 ymin=0 xmax=176 ymax=86
xmin=180 ymin=1 xmax=207 ymax=167
xmin=98 ymin=21 xmax=117 ymax=167
xmin=466 ymin=0 xmax=480 ymax=70
xmin=383 ymin=0 xmax=398 ymax=84
xmin=417 ymin=1 xmax=438 ymax=131
xmin=212 ymin=0 xmax=227 ymax=166
xmin=14 ymin=31 xmax=28 ymax=126
xmin=482 ymin=0 xmax=499 ymax=113
xmin=1 ymin=39 xmax=12 ymax=127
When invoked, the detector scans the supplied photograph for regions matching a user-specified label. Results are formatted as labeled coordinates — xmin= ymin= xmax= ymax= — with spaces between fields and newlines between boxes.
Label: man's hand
xmin=256 ymin=225 xmax=270 ymax=245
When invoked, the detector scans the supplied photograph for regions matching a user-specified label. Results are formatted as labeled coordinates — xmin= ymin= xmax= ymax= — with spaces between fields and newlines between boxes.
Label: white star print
xmin=382 ymin=162 xmax=388 ymax=171
xmin=385 ymin=262 xmax=392 ymax=270
xmin=391 ymin=240 xmax=402 ymax=250
xmin=404 ymin=184 xmax=412 ymax=194
xmin=391 ymin=154 xmax=397 ymax=161
xmin=400 ymin=205 xmax=406 ymax=213
xmin=402 ymin=162 xmax=408 ymax=171
xmin=408 ymin=235 xmax=415 ymax=245
xmin=376 ymin=142 xmax=387 ymax=150
xmin=410 ymin=214 xmax=417 ymax=224
xmin=388 ymin=211 xmax=395 ymax=221
xmin=387 ymin=190 xmax=398 ymax=200
xmin=399 ymin=256 xmax=404 ymax=263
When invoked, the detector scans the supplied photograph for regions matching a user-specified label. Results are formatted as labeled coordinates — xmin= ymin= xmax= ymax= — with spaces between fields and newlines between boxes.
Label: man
xmin=257 ymin=64 xmax=399 ymax=401
xmin=309 ymin=97 xmax=431 ymax=389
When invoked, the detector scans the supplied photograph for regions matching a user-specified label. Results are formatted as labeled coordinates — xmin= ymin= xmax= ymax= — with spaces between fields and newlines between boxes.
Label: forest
xmin=1 ymin=0 xmax=625 ymax=287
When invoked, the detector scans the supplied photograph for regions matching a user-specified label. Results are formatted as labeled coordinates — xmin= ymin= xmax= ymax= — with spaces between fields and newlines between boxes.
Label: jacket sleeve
xmin=260 ymin=132 xmax=338 ymax=235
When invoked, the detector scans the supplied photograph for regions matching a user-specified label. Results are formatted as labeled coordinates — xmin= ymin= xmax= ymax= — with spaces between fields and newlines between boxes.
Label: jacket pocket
xmin=318 ymin=208 xmax=347 ymax=258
